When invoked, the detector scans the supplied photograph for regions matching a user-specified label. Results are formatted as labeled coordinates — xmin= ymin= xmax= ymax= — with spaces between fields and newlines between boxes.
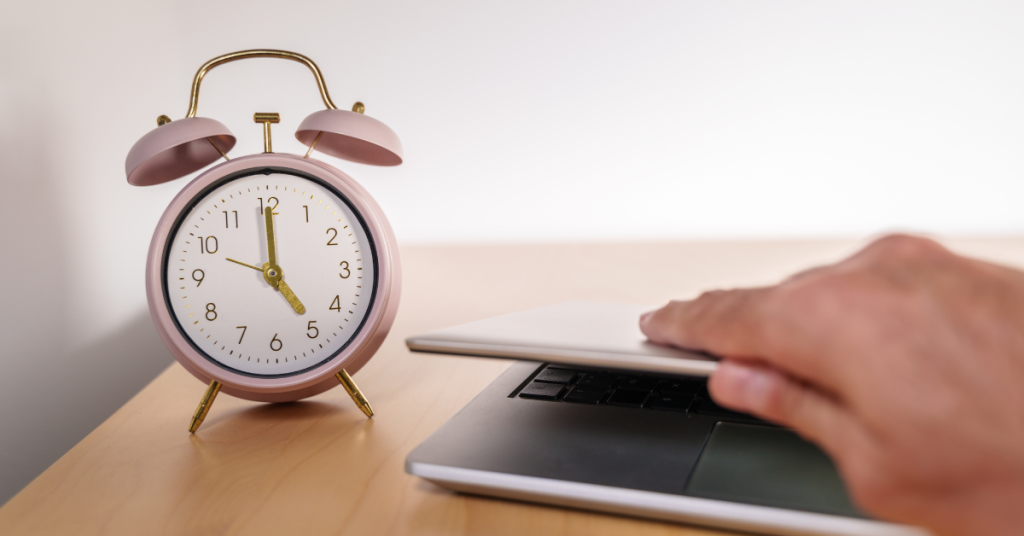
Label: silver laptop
xmin=405 ymin=302 xmax=926 ymax=536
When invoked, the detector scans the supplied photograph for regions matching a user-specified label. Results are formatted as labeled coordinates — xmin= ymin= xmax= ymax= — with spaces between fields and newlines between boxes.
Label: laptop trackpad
xmin=686 ymin=422 xmax=865 ymax=518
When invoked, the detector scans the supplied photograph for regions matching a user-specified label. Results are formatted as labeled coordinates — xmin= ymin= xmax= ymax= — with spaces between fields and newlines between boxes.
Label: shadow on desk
xmin=406 ymin=478 xmax=725 ymax=536
xmin=0 ymin=313 xmax=173 ymax=506
xmin=193 ymin=400 xmax=350 ymax=440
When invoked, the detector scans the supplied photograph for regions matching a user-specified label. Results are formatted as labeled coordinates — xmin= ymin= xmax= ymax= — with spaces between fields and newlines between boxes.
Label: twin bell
xmin=124 ymin=49 xmax=403 ymax=187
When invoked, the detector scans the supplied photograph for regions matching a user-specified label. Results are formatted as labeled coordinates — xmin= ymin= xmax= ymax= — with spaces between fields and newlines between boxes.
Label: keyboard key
xmin=648 ymin=393 xmax=695 ymax=413
xmin=692 ymin=397 xmax=755 ymax=420
xmin=577 ymin=372 xmax=618 ymax=388
xmin=563 ymin=385 xmax=607 ymax=404
xmin=655 ymin=379 xmax=703 ymax=395
xmin=535 ymin=368 xmax=579 ymax=384
xmin=519 ymin=382 xmax=566 ymax=400
xmin=607 ymin=389 xmax=649 ymax=408
xmin=617 ymin=376 xmax=659 ymax=391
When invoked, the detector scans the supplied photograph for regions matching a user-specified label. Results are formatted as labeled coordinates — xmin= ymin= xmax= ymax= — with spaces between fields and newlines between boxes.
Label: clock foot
xmin=336 ymin=370 xmax=374 ymax=418
xmin=189 ymin=380 xmax=223 ymax=433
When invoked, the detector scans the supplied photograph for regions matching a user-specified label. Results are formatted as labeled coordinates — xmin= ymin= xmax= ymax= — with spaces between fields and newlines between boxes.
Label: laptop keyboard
xmin=514 ymin=363 xmax=766 ymax=423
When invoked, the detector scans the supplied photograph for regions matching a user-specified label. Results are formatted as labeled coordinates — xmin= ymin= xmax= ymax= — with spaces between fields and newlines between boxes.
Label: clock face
xmin=163 ymin=168 xmax=378 ymax=378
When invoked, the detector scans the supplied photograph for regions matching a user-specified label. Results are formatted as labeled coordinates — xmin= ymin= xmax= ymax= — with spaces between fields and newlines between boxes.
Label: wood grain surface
xmin=3 ymin=238 xmax=1022 ymax=536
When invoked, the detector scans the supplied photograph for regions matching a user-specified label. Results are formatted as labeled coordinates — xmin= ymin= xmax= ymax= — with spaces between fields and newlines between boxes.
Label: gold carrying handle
xmin=185 ymin=49 xmax=338 ymax=118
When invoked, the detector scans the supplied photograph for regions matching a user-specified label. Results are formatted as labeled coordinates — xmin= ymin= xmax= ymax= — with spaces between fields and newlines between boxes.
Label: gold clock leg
xmin=336 ymin=370 xmax=374 ymax=418
xmin=189 ymin=380 xmax=222 ymax=433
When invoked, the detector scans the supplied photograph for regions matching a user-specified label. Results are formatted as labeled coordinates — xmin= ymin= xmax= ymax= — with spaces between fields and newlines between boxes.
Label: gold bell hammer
xmin=254 ymin=113 xmax=280 ymax=153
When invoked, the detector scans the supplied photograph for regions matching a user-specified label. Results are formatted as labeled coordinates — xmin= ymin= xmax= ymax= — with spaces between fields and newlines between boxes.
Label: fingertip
xmin=639 ymin=304 xmax=670 ymax=340
xmin=639 ymin=310 xmax=654 ymax=326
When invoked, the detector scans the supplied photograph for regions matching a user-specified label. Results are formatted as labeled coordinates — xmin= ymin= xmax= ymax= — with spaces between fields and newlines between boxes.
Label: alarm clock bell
xmin=126 ymin=50 xmax=403 ymax=433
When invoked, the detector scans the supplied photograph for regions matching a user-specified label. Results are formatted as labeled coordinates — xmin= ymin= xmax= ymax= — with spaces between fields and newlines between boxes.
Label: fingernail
xmin=718 ymin=362 xmax=772 ymax=407
xmin=639 ymin=310 xmax=654 ymax=325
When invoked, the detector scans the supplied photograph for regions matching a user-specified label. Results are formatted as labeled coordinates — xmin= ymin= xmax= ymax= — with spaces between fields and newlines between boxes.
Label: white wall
xmin=2 ymin=0 xmax=1024 ymax=504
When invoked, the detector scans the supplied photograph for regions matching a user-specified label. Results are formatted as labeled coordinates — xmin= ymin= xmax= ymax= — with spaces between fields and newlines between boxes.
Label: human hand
xmin=640 ymin=235 xmax=1024 ymax=535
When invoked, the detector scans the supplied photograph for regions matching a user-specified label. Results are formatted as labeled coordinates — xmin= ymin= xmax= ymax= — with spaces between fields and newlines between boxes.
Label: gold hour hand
xmin=277 ymin=279 xmax=306 ymax=314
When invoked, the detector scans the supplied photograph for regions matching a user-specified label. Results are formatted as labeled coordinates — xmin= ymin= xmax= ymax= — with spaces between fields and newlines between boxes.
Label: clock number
xmin=236 ymin=326 xmax=247 ymax=343
xmin=339 ymin=261 xmax=351 ymax=279
xmin=270 ymin=334 xmax=283 ymax=352
xmin=198 ymin=236 xmax=218 ymax=254
xmin=258 ymin=197 xmax=279 ymax=214
xmin=205 ymin=303 xmax=217 ymax=321
xmin=303 ymin=205 xmax=309 ymax=223
xmin=192 ymin=269 xmax=205 ymax=287
xmin=326 ymin=228 xmax=338 ymax=246
xmin=222 ymin=210 xmax=238 ymax=228
xmin=329 ymin=295 xmax=341 ymax=312
xmin=306 ymin=321 xmax=319 ymax=339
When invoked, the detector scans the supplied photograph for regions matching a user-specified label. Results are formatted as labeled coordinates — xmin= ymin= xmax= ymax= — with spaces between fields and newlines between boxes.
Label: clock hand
xmin=258 ymin=205 xmax=284 ymax=288
xmin=264 ymin=206 xmax=277 ymax=266
xmin=260 ymin=207 xmax=305 ymax=314
xmin=230 ymin=256 xmax=305 ymax=313
xmin=262 ymin=264 xmax=306 ymax=314
xmin=225 ymin=257 xmax=262 ymax=271
xmin=276 ymin=279 xmax=306 ymax=314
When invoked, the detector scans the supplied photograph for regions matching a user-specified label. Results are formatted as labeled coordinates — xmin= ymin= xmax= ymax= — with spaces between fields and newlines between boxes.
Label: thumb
xmin=708 ymin=360 xmax=861 ymax=459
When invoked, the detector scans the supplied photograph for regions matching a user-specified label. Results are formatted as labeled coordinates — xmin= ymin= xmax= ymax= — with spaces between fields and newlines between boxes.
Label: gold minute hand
xmin=264 ymin=206 xmax=277 ymax=266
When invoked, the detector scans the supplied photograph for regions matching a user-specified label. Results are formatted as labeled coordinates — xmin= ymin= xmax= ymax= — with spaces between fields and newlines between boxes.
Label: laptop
xmin=404 ymin=302 xmax=926 ymax=536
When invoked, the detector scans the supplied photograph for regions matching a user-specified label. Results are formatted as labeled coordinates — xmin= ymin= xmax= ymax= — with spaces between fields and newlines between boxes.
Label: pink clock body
xmin=145 ymin=152 xmax=401 ymax=402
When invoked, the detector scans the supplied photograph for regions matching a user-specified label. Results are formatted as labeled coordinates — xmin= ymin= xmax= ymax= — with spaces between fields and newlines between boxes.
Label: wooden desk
xmin=4 ymin=239 xmax=1023 ymax=536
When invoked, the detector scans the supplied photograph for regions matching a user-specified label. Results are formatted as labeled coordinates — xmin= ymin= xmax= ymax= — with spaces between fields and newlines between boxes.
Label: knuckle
xmin=692 ymin=290 xmax=729 ymax=310
xmin=865 ymin=234 xmax=947 ymax=263
xmin=660 ymin=299 xmax=694 ymax=325
xmin=689 ymin=289 xmax=732 ymax=318
xmin=776 ymin=275 xmax=847 ymax=319
xmin=815 ymin=274 xmax=865 ymax=311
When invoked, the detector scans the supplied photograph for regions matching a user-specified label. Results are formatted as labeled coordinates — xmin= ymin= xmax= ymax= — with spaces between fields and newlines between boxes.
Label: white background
xmin=2 ymin=0 xmax=1024 ymax=504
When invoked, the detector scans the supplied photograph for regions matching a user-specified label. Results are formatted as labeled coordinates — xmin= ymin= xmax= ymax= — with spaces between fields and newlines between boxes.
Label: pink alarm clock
xmin=125 ymin=50 xmax=402 ymax=433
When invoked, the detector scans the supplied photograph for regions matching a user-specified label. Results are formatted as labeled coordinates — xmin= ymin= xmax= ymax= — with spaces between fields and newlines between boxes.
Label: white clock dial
xmin=163 ymin=169 xmax=377 ymax=377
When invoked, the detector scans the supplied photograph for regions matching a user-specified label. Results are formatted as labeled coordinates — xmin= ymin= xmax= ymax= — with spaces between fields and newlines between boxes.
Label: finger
xmin=708 ymin=360 xmax=861 ymax=458
xmin=640 ymin=287 xmax=853 ymax=391
xmin=640 ymin=288 xmax=780 ymax=358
